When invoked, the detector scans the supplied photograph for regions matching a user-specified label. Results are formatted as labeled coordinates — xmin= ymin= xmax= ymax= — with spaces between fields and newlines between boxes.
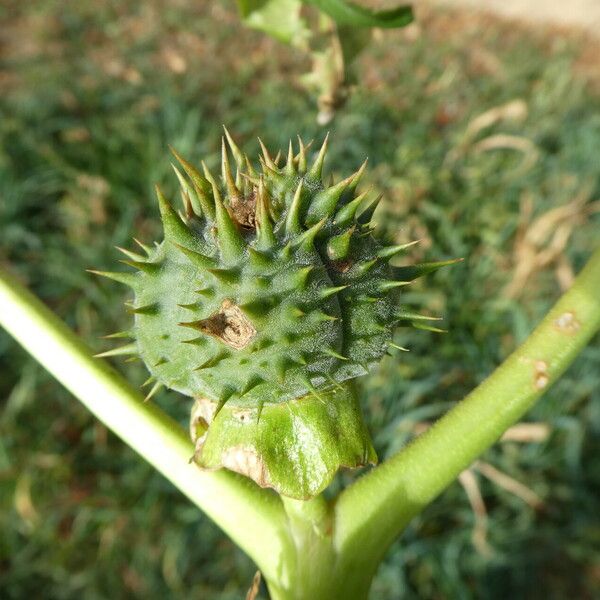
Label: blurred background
xmin=1 ymin=1 xmax=599 ymax=598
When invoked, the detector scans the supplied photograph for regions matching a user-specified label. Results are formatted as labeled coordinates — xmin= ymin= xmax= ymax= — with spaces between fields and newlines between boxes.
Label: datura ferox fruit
xmin=93 ymin=129 xmax=452 ymax=499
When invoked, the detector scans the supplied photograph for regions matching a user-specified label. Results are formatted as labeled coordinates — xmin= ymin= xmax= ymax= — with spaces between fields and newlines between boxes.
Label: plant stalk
xmin=332 ymin=247 xmax=600 ymax=590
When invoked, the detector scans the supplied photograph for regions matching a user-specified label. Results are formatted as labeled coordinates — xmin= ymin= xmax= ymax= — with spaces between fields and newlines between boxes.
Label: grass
xmin=1 ymin=1 xmax=599 ymax=598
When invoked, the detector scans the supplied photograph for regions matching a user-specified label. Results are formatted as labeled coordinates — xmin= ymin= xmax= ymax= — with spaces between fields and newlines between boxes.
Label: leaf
xmin=337 ymin=25 xmax=371 ymax=68
xmin=236 ymin=0 xmax=269 ymax=18
xmin=236 ymin=0 xmax=309 ymax=45
xmin=303 ymin=0 xmax=413 ymax=28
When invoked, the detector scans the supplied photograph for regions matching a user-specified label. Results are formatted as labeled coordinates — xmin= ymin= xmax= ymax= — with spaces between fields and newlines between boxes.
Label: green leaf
xmin=237 ymin=0 xmax=309 ymax=45
xmin=303 ymin=0 xmax=413 ymax=28
xmin=337 ymin=25 xmax=371 ymax=67
xmin=235 ymin=0 xmax=269 ymax=18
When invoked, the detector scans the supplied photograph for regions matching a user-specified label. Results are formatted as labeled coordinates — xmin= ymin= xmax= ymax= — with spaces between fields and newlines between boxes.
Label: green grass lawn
xmin=1 ymin=2 xmax=599 ymax=598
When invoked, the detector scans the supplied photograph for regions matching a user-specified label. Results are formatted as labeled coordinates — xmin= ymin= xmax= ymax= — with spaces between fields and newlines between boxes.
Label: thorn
xmin=323 ymin=348 xmax=348 ymax=361
xmin=205 ymin=168 xmax=245 ymax=262
xmin=181 ymin=337 xmax=205 ymax=345
xmin=240 ymin=376 xmax=265 ymax=397
xmin=195 ymin=287 xmax=214 ymax=297
xmin=395 ymin=310 xmax=443 ymax=323
xmin=142 ymin=375 xmax=156 ymax=388
xmin=357 ymin=194 xmax=383 ymax=225
xmin=313 ymin=310 xmax=338 ymax=322
xmin=133 ymin=238 xmax=153 ymax=256
xmin=94 ymin=343 xmax=138 ymax=358
xmin=354 ymin=258 xmax=378 ymax=277
xmin=154 ymin=357 xmax=168 ymax=366
xmin=258 ymin=156 xmax=283 ymax=181
xmin=281 ymin=331 xmax=299 ymax=345
xmin=413 ymin=323 xmax=447 ymax=333
xmin=193 ymin=350 xmax=230 ymax=370
xmin=256 ymin=399 xmax=265 ymax=424
xmin=333 ymin=190 xmax=369 ymax=227
xmin=144 ymin=381 xmax=163 ymax=402
xmin=115 ymin=246 xmax=146 ymax=262
xmin=296 ymin=138 xmax=306 ymax=170
xmin=293 ymin=353 xmax=307 ymax=366
xmin=171 ymin=164 xmax=204 ymax=218
xmin=169 ymin=146 xmax=215 ymax=219
xmin=392 ymin=258 xmax=464 ymax=281
xmin=244 ymin=153 xmax=258 ymax=178
xmin=307 ymin=132 xmax=329 ymax=180
xmin=254 ymin=337 xmax=274 ymax=350
xmin=326 ymin=227 xmax=354 ymax=261
xmin=306 ymin=173 xmax=354 ymax=225
xmin=285 ymin=139 xmax=296 ymax=175
xmin=181 ymin=189 xmax=195 ymax=220
xmin=214 ymin=388 xmax=235 ymax=416
xmin=119 ymin=259 xmax=160 ymax=274
xmin=324 ymin=373 xmax=344 ymax=391
xmin=273 ymin=149 xmax=282 ymax=166
xmin=284 ymin=179 xmax=304 ymax=236
xmin=320 ymin=285 xmax=348 ymax=299
xmin=295 ymin=136 xmax=312 ymax=172
xmin=155 ymin=185 xmax=198 ymax=247
xmin=378 ymin=280 xmax=411 ymax=292
xmin=87 ymin=269 xmax=138 ymax=288
xmin=101 ymin=330 xmax=133 ymax=340
xmin=255 ymin=177 xmax=276 ymax=250
xmin=221 ymin=137 xmax=241 ymax=198
xmin=177 ymin=302 xmax=198 ymax=311
xmin=289 ymin=306 xmax=305 ymax=318
xmin=171 ymin=241 xmax=216 ymax=269
xmin=206 ymin=267 xmax=239 ymax=285
xmin=389 ymin=342 xmax=409 ymax=352
xmin=257 ymin=137 xmax=277 ymax=170
xmin=377 ymin=240 xmax=421 ymax=259
xmin=292 ymin=265 xmax=314 ymax=289
xmin=239 ymin=299 xmax=271 ymax=318
xmin=280 ymin=241 xmax=292 ymax=261
xmin=346 ymin=158 xmax=368 ymax=196
xmin=292 ymin=218 xmax=326 ymax=252
xmin=299 ymin=374 xmax=323 ymax=400
xmin=248 ymin=247 xmax=272 ymax=269
xmin=240 ymin=171 xmax=261 ymax=187
xmin=222 ymin=125 xmax=245 ymax=169
xmin=274 ymin=356 xmax=292 ymax=383
xmin=129 ymin=303 xmax=159 ymax=316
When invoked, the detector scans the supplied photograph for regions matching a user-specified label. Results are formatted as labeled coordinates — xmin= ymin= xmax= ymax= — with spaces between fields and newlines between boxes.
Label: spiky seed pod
xmin=94 ymin=130 xmax=451 ymax=499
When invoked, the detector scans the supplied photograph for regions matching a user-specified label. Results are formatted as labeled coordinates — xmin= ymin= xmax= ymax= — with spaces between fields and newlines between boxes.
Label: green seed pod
xmin=95 ymin=129 xmax=448 ymax=499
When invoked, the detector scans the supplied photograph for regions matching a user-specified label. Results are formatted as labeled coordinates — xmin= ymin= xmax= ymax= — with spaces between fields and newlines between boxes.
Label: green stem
xmin=333 ymin=247 xmax=600 ymax=587
xmin=0 ymin=268 xmax=292 ymax=585
xmin=274 ymin=496 xmax=338 ymax=600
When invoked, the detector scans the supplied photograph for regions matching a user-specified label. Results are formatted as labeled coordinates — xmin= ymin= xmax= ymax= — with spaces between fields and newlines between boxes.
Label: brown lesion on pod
xmin=228 ymin=191 xmax=257 ymax=230
xmin=332 ymin=259 xmax=353 ymax=273
xmin=192 ymin=299 xmax=257 ymax=350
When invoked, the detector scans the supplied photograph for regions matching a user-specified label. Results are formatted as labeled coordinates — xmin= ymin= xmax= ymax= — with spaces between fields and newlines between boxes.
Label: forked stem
xmin=332 ymin=247 xmax=600 ymax=591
